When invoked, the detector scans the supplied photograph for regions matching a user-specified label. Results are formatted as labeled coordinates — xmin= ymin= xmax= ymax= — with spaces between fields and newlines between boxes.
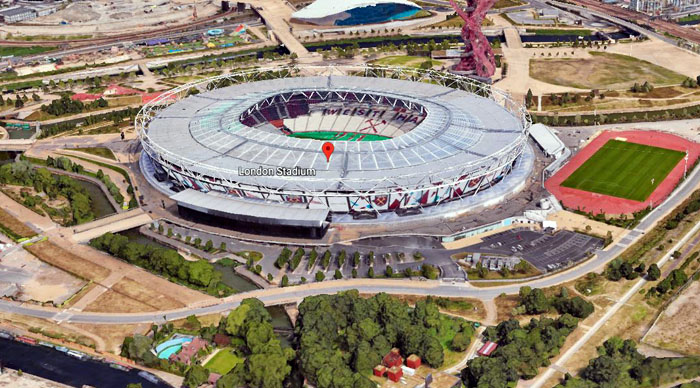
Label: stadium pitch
xmin=561 ymin=140 xmax=685 ymax=202
xmin=288 ymin=131 xmax=391 ymax=141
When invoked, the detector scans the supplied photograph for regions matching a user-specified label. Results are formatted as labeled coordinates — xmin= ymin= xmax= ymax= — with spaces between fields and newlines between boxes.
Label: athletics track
xmin=545 ymin=130 xmax=700 ymax=215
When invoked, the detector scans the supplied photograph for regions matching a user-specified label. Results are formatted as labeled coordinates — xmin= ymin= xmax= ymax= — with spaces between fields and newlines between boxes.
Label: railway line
xmin=571 ymin=0 xmax=700 ymax=44
xmin=0 ymin=9 xmax=241 ymax=48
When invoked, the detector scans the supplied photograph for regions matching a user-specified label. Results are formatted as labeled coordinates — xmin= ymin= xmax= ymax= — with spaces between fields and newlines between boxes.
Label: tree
xmin=452 ymin=331 xmax=470 ymax=351
xmin=126 ymin=384 xmax=143 ymax=388
xmin=519 ymin=287 xmax=550 ymax=314
xmin=315 ymin=271 xmax=325 ymax=282
xmin=184 ymin=364 xmax=209 ymax=388
xmin=646 ymin=263 xmax=661 ymax=281
xmin=421 ymin=335 xmax=444 ymax=367
xmin=525 ymin=88 xmax=534 ymax=109
xmin=15 ymin=97 xmax=23 ymax=108
xmin=581 ymin=355 xmax=620 ymax=384
xmin=281 ymin=275 xmax=289 ymax=287
xmin=385 ymin=265 xmax=394 ymax=277
xmin=31 ymin=93 xmax=40 ymax=102
xmin=421 ymin=264 xmax=439 ymax=280
xmin=334 ymin=269 xmax=342 ymax=279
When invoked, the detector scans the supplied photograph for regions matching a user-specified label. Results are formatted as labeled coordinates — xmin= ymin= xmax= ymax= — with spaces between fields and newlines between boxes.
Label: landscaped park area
xmin=529 ymin=52 xmax=687 ymax=90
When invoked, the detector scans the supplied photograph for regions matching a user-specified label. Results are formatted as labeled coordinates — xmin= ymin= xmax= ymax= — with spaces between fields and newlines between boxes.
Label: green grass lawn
xmin=204 ymin=349 xmax=244 ymax=375
xmin=0 ymin=46 xmax=57 ymax=57
xmin=562 ymin=140 xmax=685 ymax=202
xmin=529 ymin=52 xmax=687 ymax=90
xmin=525 ymin=28 xmax=592 ymax=36
xmin=370 ymin=55 xmax=442 ymax=68
xmin=68 ymin=147 xmax=117 ymax=160
xmin=289 ymin=131 xmax=390 ymax=141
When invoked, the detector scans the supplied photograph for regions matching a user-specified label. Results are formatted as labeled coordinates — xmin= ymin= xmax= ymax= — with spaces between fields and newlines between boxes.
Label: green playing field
xmin=288 ymin=131 xmax=390 ymax=141
xmin=561 ymin=140 xmax=685 ymax=202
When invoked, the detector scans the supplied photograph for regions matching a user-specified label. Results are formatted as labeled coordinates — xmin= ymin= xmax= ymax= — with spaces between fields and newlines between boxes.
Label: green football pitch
xmin=288 ymin=131 xmax=390 ymax=141
xmin=561 ymin=140 xmax=685 ymax=202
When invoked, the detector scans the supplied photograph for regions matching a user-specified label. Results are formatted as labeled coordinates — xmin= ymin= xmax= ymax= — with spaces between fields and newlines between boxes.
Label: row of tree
xmin=515 ymin=286 xmax=595 ymax=319
xmin=89 ymin=232 xmax=233 ymax=297
xmin=556 ymin=337 xmax=700 ymax=387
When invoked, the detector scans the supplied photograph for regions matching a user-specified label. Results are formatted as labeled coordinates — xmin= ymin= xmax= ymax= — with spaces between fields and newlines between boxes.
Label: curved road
xmin=2 ymin=142 xmax=700 ymax=324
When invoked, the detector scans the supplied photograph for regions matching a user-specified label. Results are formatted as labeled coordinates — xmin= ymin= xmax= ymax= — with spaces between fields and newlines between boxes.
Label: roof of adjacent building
xmin=477 ymin=341 xmax=498 ymax=356
xmin=0 ymin=6 xmax=35 ymax=17
xmin=529 ymin=123 xmax=566 ymax=157
xmin=292 ymin=0 xmax=420 ymax=19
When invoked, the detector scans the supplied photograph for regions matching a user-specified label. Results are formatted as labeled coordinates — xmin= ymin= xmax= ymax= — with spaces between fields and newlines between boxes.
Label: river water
xmin=0 ymin=338 xmax=170 ymax=387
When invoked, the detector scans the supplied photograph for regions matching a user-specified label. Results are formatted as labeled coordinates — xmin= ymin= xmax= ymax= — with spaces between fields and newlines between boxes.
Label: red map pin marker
xmin=322 ymin=142 xmax=334 ymax=163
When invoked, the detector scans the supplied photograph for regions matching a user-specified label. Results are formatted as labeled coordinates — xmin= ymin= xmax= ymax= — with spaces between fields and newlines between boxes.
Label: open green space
xmin=204 ymin=349 xmax=244 ymax=375
xmin=370 ymin=55 xmax=442 ymax=68
xmin=679 ymin=14 xmax=700 ymax=23
xmin=68 ymin=147 xmax=116 ymax=160
xmin=289 ymin=131 xmax=390 ymax=141
xmin=525 ymin=28 xmax=592 ymax=36
xmin=0 ymin=46 xmax=57 ymax=57
xmin=561 ymin=140 xmax=685 ymax=202
xmin=529 ymin=51 xmax=687 ymax=89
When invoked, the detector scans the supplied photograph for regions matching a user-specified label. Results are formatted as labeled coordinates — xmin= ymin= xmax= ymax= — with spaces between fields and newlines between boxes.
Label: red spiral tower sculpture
xmin=449 ymin=0 xmax=497 ymax=80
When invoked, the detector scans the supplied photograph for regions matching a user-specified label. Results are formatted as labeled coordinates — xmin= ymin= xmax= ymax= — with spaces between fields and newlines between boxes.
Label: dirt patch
xmin=83 ymin=290 xmax=156 ymax=313
xmin=83 ymin=277 xmax=186 ymax=313
xmin=111 ymin=277 xmax=185 ymax=311
xmin=494 ymin=294 xmax=520 ymax=322
xmin=644 ymin=281 xmax=700 ymax=355
xmin=0 ymin=207 xmax=36 ymax=239
xmin=26 ymin=240 xmax=111 ymax=282
xmin=72 ymin=323 xmax=148 ymax=354
xmin=0 ymin=312 xmax=96 ymax=348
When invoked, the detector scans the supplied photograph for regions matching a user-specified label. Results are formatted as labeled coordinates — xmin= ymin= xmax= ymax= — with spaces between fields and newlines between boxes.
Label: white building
xmin=0 ymin=6 xmax=36 ymax=23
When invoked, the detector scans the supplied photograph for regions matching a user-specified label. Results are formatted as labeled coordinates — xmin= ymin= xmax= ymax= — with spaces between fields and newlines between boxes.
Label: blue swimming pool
xmin=155 ymin=336 xmax=192 ymax=359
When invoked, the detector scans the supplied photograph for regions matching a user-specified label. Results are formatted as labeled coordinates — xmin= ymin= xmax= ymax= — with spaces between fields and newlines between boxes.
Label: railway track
xmin=571 ymin=0 xmax=700 ymax=44
xmin=0 ymin=9 xmax=240 ymax=48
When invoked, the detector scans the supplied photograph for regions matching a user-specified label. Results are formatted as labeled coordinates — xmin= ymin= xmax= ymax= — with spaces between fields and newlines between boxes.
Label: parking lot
xmin=464 ymin=228 xmax=604 ymax=272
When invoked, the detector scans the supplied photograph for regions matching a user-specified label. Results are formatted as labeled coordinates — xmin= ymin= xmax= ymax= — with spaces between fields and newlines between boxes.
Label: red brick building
xmin=406 ymin=354 xmax=421 ymax=369
xmin=383 ymin=348 xmax=403 ymax=368
xmin=387 ymin=366 xmax=403 ymax=382
xmin=373 ymin=365 xmax=387 ymax=377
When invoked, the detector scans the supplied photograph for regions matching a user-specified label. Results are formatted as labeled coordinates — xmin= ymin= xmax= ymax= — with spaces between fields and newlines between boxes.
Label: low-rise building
xmin=477 ymin=341 xmax=498 ymax=357
xmin=0 ymin=6 xmax=36 ymax=23
xmin=169 ymin=337 xmax=208 ymax=365
xmin=387 ymin=366 xmax=403 ymax=383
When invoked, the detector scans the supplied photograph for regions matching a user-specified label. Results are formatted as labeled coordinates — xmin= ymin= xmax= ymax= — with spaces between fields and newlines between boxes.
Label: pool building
xmin=155 ymin=335 xmax=209 ymax=365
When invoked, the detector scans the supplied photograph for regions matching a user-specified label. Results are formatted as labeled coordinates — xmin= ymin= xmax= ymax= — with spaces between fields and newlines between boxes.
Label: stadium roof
xmin=144 ymin=75 xmax=526 ymax=193
xmin=292 ymin=0 xmax=420 ymax=19
xmin=171 ymin=189 xmax=329 ymax=228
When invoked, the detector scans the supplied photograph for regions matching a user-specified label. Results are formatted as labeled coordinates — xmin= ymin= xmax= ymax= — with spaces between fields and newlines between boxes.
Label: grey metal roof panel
xmin=171 ymin=189 xmax=329 ymax=227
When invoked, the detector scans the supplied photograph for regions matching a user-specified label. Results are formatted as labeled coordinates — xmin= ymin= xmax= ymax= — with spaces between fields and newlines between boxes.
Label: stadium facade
xmin=137 ymin=66 xmax=531 ymax=237
xmin=291 ymin=0 xmax=422 ymax=26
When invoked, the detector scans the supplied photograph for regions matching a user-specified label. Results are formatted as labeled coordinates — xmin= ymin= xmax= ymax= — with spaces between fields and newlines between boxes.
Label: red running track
xmin=545 ymin=130 xmax=700 ymax=215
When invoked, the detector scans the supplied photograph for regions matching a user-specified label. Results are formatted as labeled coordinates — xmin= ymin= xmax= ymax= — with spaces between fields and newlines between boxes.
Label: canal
xmin=74 ymin=179 xmax=117 ymax=219
xmin=0 ymin=338 xmax=170 ymax=387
